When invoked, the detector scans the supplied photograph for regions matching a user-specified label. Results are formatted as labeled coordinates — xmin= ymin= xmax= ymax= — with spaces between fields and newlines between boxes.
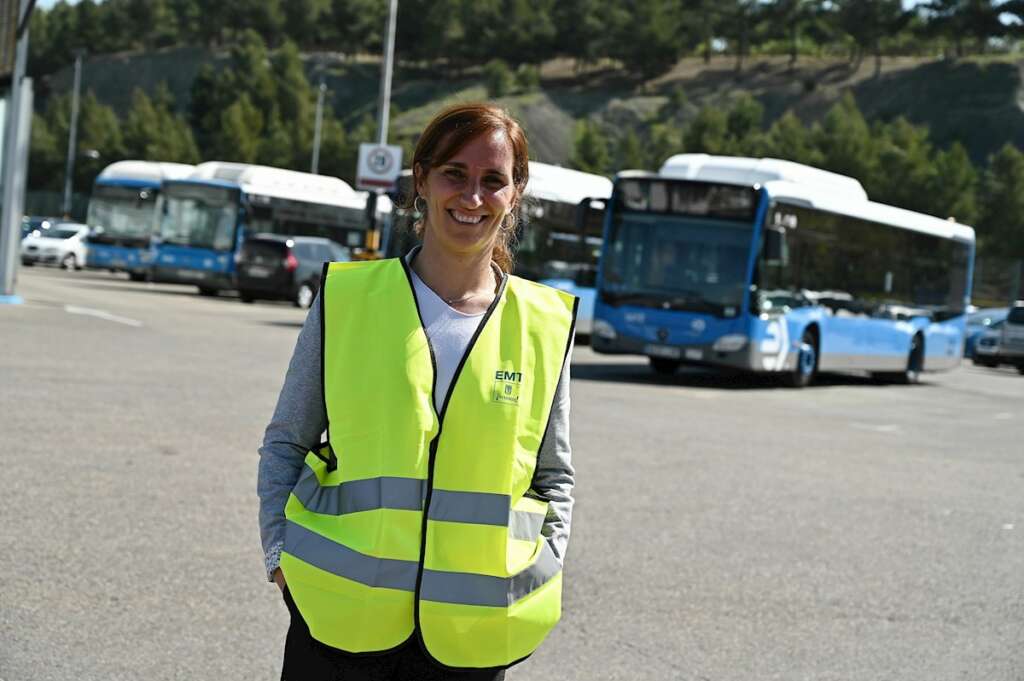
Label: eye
xmin=443 ymin=168 xmax=464 ymax=180
xmin=485 ymin=174 xmax=508 ymax=188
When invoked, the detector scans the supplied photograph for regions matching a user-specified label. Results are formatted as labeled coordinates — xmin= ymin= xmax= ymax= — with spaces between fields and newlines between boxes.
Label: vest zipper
xmin=400 ymin=254 xmax=508 ymax=647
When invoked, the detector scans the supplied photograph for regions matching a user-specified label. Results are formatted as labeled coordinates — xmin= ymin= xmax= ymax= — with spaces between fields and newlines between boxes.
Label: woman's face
xmin=417 ymin=130 xmax=517 ymax=260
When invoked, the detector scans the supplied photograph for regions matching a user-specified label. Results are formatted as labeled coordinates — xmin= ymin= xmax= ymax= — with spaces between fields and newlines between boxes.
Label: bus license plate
xmin=644 ymin=344 xmax=681 ymax=359
xmin=247 ymin=266 xmax=270 ymax=278
xmin=685 ymin=348 xmax=703 ymax=361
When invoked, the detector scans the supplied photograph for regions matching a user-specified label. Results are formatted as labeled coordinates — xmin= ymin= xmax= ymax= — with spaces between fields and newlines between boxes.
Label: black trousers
xmin=281 ymin=587 xmax=507 ymax=681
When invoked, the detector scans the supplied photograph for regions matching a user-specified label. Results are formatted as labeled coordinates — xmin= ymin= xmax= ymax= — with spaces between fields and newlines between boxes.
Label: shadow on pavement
xmin=570 ymin=361 xmax=931 ymax=391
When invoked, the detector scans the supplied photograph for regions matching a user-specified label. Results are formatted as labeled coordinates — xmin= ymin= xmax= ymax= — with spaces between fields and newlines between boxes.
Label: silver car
xmin=20 ymin=222 xmax=89 ymax=270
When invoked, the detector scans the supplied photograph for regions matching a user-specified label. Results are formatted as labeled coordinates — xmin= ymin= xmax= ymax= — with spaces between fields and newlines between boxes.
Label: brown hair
xmin=410 ymin=103 xmax=529 ymax=273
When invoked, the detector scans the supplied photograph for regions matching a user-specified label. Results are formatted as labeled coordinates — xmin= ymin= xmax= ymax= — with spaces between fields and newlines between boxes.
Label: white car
xmin=20 ymin=222 xmax=89 ymax=270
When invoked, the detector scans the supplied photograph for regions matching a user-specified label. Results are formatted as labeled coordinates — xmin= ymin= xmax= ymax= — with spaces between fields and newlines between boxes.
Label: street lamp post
xmin=311 ymin=66 xmax=326 ymax=175
xmin=61 ymin=49 xmax=84 ymax=218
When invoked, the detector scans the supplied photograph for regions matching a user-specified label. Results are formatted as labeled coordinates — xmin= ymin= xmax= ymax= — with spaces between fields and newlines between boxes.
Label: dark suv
xmin=236 ymin=234 xmax=351 ymax=308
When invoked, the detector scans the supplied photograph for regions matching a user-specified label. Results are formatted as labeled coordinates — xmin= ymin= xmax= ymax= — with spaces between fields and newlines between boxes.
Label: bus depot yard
xmin=2 ymin=266 xmax=1021 ymax=681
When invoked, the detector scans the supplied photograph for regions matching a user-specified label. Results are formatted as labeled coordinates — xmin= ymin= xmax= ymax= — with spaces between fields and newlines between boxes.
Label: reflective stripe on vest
xmin=280 ymin=256 xmax=577 ymax=669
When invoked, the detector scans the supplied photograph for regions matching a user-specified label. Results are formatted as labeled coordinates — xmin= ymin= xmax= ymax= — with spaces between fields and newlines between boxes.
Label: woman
xmin=258 ymin=103 xmax=577 ymax=681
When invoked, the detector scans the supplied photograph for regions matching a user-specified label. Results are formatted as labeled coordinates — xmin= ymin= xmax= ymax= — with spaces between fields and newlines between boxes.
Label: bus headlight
xmin=712 ymin=334 xmax=748 ymax=352
xmin=592 ymin=319 xmax=617 ymax=340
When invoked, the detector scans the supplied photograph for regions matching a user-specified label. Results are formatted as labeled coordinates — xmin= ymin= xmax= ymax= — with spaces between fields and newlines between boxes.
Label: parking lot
xmin=2 ymin=266 xmax=1022 ymax=681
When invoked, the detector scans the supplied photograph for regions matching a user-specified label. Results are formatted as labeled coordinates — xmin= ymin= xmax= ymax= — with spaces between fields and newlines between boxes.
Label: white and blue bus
xmin=84 ymin=161 xmax=196 ymax=280
xmin=591 ymin=155 xmax=975 ymax=386
xmin=152 ymin=162 xmax=389 ymax=294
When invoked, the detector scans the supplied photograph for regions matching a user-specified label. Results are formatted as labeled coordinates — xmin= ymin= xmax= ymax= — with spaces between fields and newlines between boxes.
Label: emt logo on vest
xmin=492 ymin=369 xmax=522 ymax=405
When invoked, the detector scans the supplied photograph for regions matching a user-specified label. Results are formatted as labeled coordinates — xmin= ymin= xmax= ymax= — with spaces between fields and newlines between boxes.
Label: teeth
xmin=451 ymin=211 xmax=484 ymax=224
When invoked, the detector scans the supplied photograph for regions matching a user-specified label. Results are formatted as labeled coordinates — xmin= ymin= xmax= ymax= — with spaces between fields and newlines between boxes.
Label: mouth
xmin=448 ymin=209 xmax=487 ymax=225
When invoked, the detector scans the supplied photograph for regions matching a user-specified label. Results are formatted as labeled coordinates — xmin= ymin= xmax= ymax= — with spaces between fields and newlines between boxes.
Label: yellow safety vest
xmin=280 ymin=257 xmax=577 ymax=670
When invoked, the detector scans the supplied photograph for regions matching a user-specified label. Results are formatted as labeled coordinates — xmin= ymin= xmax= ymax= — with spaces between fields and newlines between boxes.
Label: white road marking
xmin=851 ymin=422 xmax=902 ymax=433
xmin=993 ymin=413 xmax=1013 ymax=420
xmin=1003 ymin=524 xmax=1015 ymax=531
xmin=64 ymin=305 xmax=144 ymax=328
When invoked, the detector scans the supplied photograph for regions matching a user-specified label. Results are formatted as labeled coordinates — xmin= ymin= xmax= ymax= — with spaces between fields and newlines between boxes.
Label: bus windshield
xmin=87 ymin=185 xmax=158 ymax=242
xmin=159 ymin=183 xmax=239 ymax=251
xmin=602 ymin=179 xmax=759 ymax=316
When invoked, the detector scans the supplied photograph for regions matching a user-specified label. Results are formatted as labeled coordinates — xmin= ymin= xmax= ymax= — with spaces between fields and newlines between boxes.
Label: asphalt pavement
xmin=1 ymin=267 xmax=1022 ymax=681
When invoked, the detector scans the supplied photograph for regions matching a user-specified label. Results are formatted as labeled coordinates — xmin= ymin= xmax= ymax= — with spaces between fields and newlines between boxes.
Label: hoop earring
xmin=502 ymin=212 xmax=518 ymax=232
xmin=414 ymin=196 xmax=427 ymax=214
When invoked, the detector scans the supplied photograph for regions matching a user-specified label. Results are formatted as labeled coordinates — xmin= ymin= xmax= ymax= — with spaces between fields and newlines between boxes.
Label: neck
xmin=412 ymin=237 xmax=499 ymax=303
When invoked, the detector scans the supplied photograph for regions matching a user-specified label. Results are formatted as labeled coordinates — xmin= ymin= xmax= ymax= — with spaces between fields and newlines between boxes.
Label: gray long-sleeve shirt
xmin=257 ymin=268 xmax=575 ymax=581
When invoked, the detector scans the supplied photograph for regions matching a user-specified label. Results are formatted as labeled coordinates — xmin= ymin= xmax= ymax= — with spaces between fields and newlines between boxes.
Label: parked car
xmin=972 ymin=320 xmax=1004 ymax=367
xmin=236 ymin=234 xmax=351 ymax=308
xmin=20 ymin=222 xmax=89 ymax=269
xmin=997 ymin=302 xmax=1024 ymax=374
xmin=965 ymin=307 xmax=1008 ymax=357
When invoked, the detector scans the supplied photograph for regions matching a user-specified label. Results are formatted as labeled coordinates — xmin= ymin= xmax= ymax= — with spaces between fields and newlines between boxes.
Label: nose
xmin=460 ymin=178 xmax=483 ymax=208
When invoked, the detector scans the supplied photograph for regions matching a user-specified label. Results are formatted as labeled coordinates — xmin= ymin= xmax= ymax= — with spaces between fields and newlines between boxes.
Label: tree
xmin=870 ymin=117 xmax=935 ymax=213
xmin=330 ymin=0 xmax=385 ymax=57
xmin=616 ymin=129 xmax=646 ymax=171
xmin=215 ymin=94 xmax=264 ymax=163
xmin=764 ymin=0 xmax=825 ymax=68
xmin=764 ymin=111 xmax=823 ymax=166
xmin=124 ymin=86 xmax=201 ymax=163
xmin=570 ymin=121 xmax=610 ymax=175
xmin=922 ymin=0 xmax=1006 ymax=57
xmin=608 ymin=0 xmax=680 ymax=79
xmin=717 ymin=0 xmax=766 ymax=74
xmin=978 ymin=144 xmax=1024 ymax=256
xmin=928 ymin=142 xmax=978 ymax=225
xmin=551 ymin=0 xmax=606 ymax=69
xmin=682 ymin=107 xmax=730 ymax=154
xmin=815 ymin=93 xmax=878 ymax=185
xmin=833 ymin=0 xmax=911 ymax=76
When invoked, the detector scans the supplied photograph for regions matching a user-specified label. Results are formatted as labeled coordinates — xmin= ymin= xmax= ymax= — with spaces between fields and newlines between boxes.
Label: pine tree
xmin=570 ymin=121 xmax=610 ymax=175
xmin=978 ymin=144 xmax=1024 ymax=256
xmin=928 ymin=142 xmax=978 ymax=225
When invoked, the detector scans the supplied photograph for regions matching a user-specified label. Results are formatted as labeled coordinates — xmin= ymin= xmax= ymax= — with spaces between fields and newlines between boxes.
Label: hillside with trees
xmin=23 ymin=0 xmax=1024 ymax=282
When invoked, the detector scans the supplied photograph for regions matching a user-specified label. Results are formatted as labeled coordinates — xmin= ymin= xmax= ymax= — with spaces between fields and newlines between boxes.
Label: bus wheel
xmin=784 ymin=331 xmax=817 ymax=388
xmin=61 ymin=253 xmax=77 ymax=270
xmin=1017 ymin=365 xmax=1024 ymax=375
xmin=197 ymin=286 xmax=217 ymax=297
xmin=128 ymin=271 xmax=147 ymax=282
xmin=649 ymin=357 xmax=680 ymax=376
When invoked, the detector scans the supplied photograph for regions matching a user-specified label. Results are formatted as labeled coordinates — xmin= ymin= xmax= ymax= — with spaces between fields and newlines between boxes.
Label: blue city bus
xmin=152 ymin=162 xmax=387 ymax=295
xmin=84 ymin=161 xmax=195 ymax=280
xmin=590 ymin=155 xmax=976 ymax=386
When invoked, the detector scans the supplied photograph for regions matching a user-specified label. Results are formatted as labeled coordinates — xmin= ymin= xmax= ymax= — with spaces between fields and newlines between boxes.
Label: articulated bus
xmin=384 ymin=162 xmax=611 ymax=333
xmin=152 ymin=162 xmax=389 ymax=294
xmin=591 ymin=155 xmax=975 ymax=386
xmin=84 ymin=161 xmax=195 ymax=280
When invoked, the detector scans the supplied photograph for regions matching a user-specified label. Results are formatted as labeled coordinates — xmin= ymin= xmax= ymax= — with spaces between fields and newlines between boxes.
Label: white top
xmin=408 ymin=267 xmax=488 ymax=415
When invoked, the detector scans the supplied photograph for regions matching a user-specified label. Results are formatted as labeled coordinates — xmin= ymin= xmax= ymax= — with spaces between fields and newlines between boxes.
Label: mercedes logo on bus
xmin=657 ymin=328 xmax=669 ymax=342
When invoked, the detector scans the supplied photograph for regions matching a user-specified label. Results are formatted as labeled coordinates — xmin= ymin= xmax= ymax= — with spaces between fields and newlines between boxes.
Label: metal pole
xmin=311 ymin=73 xmax=326 ymax=174
xmin=366 ymin=0 xmax=397 ymax=255
xmin=376 ymin=0 xmax=398 ymax=145
xmin=1 ymin=0 xmax=34 ymax=300
xmin=61 ymin=51 xmax=82 ymax=218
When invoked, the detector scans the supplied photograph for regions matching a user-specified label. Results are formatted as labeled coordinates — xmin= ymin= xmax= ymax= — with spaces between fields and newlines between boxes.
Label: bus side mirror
xmin=575 ymin=197 xmax=605 ymax=234
xmin=764 ymin=227 xmax=787 ymax=266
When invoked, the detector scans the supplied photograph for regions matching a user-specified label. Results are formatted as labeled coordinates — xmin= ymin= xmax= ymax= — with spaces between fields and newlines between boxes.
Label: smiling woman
xmin=258 ymin=103 xmax=579 ymax=681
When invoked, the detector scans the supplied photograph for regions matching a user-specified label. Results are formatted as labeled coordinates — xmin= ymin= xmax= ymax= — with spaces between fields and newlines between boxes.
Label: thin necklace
xmin=443 ymin=268 xmax=501 ymax=306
